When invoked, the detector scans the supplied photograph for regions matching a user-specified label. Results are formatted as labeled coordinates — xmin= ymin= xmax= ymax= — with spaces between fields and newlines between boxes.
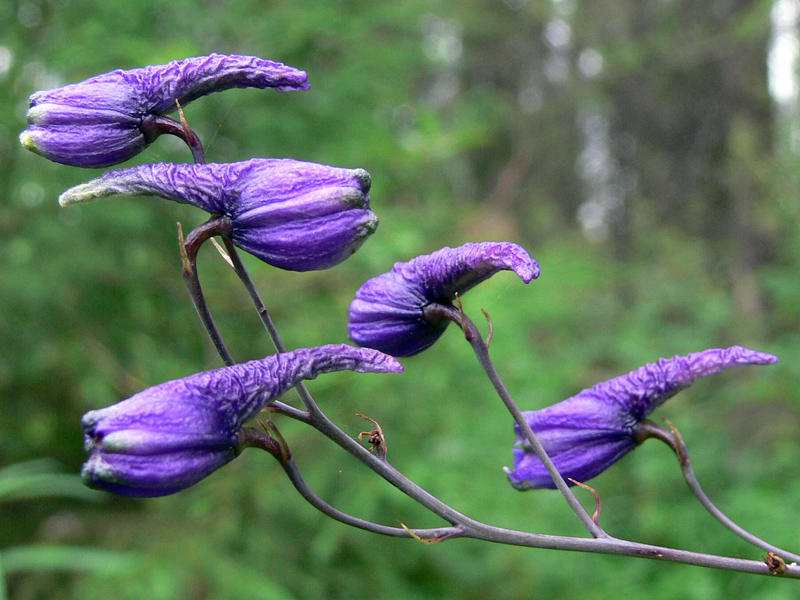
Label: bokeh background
xmin=2 ymin=0 xmax=800 ymax=598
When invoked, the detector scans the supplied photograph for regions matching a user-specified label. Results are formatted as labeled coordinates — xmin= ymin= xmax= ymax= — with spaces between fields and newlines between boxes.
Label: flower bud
xmin=348 ymin=242 xmax=539 ymax=357
xmin=505 ymin=346 xmax=778 ymax=490
xmin=58 ymin=159 xmax=378 ymax=271
xmin=20 ymin=54 xmax=309 ymax=167
xmin=81 ymin=345 xmax=402 ymax=497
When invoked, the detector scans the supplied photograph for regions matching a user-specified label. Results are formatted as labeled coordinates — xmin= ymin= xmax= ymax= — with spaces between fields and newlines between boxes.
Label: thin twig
xmin=143 ymin=113 xmax=206 ymax=164
xmin=635 ymin=419 xmax=800 ymax=564
xmin=569 ymin=479 xmax=602 ymax=527
xmin=179 ymin=219 xmax=235 ymax=366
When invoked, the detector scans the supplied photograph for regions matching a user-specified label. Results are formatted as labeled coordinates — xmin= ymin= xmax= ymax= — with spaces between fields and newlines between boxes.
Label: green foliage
xmin=3 ymin=0 xmax=800 ymax=597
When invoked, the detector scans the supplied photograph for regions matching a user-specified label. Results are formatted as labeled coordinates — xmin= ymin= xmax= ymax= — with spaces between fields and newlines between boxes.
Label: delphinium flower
xmin=58 ymin=159 xmax=378 ymax=271
xmin=348 ymin=242 xmax=539 ymax=357
xmin=20 ymin=54 xmax=309 ymax=168
xmin=81 ymin=345 xmax=402 ymax=497
xmin=505 ymin=346 xmax=778 ymax=490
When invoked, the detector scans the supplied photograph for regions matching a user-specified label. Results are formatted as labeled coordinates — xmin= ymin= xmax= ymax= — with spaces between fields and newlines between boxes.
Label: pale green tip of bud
xmin=19 ymin=130 xmax=38 ymax=153
xmin=59 ymin=181 xmax=111 ymax=207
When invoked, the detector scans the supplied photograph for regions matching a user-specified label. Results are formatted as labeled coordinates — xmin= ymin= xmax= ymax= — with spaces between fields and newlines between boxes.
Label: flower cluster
xmin=23 ymin=54 xmax=377 ymax=272
xmin=22 ymin=55 xmax=781 ymax=510
xmin=21 ymin=55 xmax=396 ymax=495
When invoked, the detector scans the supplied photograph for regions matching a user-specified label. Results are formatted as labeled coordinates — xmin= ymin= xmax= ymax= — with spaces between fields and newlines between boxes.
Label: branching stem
xmin=262 ymin=394 xmax=800 ymax=577
xmin=424 ymin=303 xmax=605 ymax=538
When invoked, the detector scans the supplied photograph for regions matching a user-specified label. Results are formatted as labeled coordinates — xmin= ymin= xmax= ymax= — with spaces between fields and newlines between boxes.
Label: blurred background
xmin=2 ymin=0 xmax=800 ymax=597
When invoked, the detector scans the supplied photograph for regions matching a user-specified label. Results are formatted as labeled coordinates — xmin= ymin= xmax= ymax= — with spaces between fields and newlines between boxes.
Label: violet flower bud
xmin=82 ymin=345 xmax=402 ymax=497
xmin=348 ymin=242 xmax=539 ymax=357
xmin=20 ymin=54 xmax=309 ymax=168
xmin=505 ymin=346 xmax=778 ymax=490
xmin=58 ymin=159 xmax=378 ymax=271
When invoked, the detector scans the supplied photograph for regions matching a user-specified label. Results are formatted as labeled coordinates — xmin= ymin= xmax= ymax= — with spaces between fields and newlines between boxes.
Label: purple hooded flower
xmin=348 ymin=242 xmax=539 ymax=357
xmin=82 ymin=345 xmax=402 ymax=497
xmin=58 ymin=159 xmax=378 ymax=271
xmin=20 ymin=54 xmax=309 ymax=168
xmin=506 ymin=346 xmax=778 ymax=490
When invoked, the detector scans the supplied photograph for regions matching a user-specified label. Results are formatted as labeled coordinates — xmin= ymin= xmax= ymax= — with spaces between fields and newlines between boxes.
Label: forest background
xmin=2 ymin=0 xmax=800 ymax=598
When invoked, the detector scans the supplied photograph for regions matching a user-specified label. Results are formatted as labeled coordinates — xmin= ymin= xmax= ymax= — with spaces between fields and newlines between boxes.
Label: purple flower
xmin=58 ymin=159 xmax=378 ymax=271
xmin=505 ymin=346 xmax=778 ymax=490
xmin=82 ymin=345 xmax=402 ymax=497
xmin=20 ymin=54 xmax=309 ymax=168
xmin=348 ymin=242 xmax=539 ymax=357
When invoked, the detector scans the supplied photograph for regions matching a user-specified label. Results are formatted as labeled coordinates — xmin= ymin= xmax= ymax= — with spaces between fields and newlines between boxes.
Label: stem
xmin=180 ymin=218 xmax=235 ymax=366
xmin=241 ymin=423 xmax=461 ymax=540
xmin=219 ymin=236 xmax=322 ymax=414
xmin=459 ymin=525 xmax=800 ymax=577
xmin=283 ymin=405 xmax=471 ymax=527
xmin=425 ymin=304 xmax=605 ymax=538
xmin=636 ymin=420 xmax=800 ymax=564
xmin=220 ymin=238 xmax=287 ymax=354
xmin=143 ymin=113 xmax=206 ymax=164
xmin=279 ymin=455 xmax=461 ymax=540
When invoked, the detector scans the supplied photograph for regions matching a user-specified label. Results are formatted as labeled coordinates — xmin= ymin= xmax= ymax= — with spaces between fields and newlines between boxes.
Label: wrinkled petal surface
xmin=507 ymin=346 xmax=777 ymax=490
xmin=21 ymin=54 xmax=309 ymax=167
xmin=59 ymin=159 xmax=378 ymax=271
xmin=348 ymin=242 xmax=539 ymax=356
xmin=82 ymin=345 xmax=402 ymax=497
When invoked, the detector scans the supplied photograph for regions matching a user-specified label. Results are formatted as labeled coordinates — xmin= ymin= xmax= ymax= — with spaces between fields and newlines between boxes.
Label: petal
xmin=83 ymin=395 xmax=229 ymax=440
xmin=86 ymin=344 xmax=402 ymax=442
xmin=28 ymin=78 xmax=141 ymax=115
xmin=29 ymin=54 xmax=308 ymax=117
xmin=81 ymin=447 xmax=236 ymax=497
xmin=58 ymin=162 xmax=241 ymax=210
xmin=21 ymin=124 xmax=145 ymax=168
xmin=205 ymin=344 xmax=404 ymax=425
xmin=97 ymin=429 xmax=236 ymax=455
xmin=26 ymin=103 xmax=139 ymax=126
xmin=234 ymin=207 xmax=379 ymax=271
xmin=507 ymin=434 xmax=634 ymax=490
xmin=233 ymin=161 xmax=370 ymax=221
xmin=138 ymin=53 xmax=310 ymax=113
xmin=581 ymin=346 xmax=778 ymax=421
xmin=508 ymin=394 xmax=636 ymax=489
xmin=402 ymin=242 xmax=540 ymax=302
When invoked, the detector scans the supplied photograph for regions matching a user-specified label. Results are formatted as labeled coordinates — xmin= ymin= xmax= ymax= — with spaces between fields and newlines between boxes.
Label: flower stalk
xmin=179 ymin=218 xmax=235 ymax=366
xmin=636 ymin=419 xmax=800 ymax=563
